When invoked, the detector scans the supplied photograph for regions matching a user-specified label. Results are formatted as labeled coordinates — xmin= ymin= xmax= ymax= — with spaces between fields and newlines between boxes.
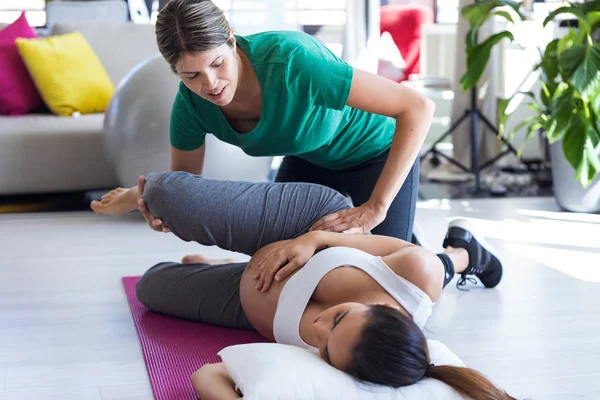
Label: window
xmin=0 ymin=0 xmax=46 ymax=27
xmin=149 ymin=0 xmax=347 ymax=27
xmin=435 ymin=0 xmax=459 ymax=24
xmin=296 ymin=0 xmax=346 ymax=26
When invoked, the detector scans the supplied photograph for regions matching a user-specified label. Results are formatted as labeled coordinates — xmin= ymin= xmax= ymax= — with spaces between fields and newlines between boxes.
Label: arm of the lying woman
xmin=191 ymin=363 xmax=242 ymax=400
xmin=308 ymin=230 xmax=417 ymax=255
xmin=312 ymin=231 xmax=445 ymax=300
xmin=253 ymin=230 xmax=428 ymax=291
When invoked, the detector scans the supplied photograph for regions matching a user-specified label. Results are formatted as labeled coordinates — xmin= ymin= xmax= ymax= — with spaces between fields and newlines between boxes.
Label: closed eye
xmin=323 ymin=310 xmax=349 ymax=365
xmin=211 ymin=56 xmax=224 ymax=68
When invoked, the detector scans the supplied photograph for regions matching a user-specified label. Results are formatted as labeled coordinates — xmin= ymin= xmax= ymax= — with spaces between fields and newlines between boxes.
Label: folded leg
xmin=136 ymin=260 xmax=253 ymax=329
xmin=142 ymin=171 xmax=351 ymax=256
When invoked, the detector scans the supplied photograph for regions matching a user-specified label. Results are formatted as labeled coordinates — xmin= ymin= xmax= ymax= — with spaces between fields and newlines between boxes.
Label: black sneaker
xmin=442 ymin=218 xmax=503 ymax=289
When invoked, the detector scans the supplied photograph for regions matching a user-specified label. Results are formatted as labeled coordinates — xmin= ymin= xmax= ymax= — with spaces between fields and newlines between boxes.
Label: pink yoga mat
xmin=123 ymin=277 xmax=267 ymax=400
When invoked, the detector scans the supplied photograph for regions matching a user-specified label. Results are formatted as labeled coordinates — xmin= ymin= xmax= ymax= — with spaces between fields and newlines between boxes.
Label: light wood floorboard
xmin=0 ymin=386 xmax=102 ymax=400
xmin=99 ymin=383 xmax=155 ymax=400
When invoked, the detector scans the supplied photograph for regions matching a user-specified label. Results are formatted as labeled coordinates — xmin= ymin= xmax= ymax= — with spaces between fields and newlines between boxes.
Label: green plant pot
xmin=550 ymin=140 xmax=600 ymax=213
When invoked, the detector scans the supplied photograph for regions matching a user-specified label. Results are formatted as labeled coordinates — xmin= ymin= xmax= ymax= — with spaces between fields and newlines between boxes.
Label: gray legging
xmin=135 ymin=171 xmax=352 ymax=330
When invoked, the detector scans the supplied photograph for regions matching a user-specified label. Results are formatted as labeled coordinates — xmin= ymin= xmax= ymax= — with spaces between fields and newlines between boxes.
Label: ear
xmin=229 ymin=29 xmax=236 ymax=46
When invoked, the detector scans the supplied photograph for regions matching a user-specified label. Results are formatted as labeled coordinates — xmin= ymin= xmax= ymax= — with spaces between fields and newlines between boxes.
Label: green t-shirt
xmin=169 ymin=31 xmax=395 ymax=170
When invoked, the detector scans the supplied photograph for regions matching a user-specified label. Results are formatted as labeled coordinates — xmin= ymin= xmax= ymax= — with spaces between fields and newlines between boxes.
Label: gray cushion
xmin=0 ymin=114 xmax=119 ymax=194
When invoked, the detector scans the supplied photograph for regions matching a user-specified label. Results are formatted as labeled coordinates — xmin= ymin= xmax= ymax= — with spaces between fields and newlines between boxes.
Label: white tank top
xmin=273 ymin=246 xmax=434 ymax=350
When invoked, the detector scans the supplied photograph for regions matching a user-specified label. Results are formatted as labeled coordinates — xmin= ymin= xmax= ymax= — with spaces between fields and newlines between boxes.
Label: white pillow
xmin=218 ymin=340 xmax=465 ymax=400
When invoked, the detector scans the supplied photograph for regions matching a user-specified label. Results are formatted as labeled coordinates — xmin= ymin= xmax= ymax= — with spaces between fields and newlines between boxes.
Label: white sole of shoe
xmin=448 ymin=218 xmax=501 ymax=263
xmin=412 ymin=221 xmax=434 ymax=251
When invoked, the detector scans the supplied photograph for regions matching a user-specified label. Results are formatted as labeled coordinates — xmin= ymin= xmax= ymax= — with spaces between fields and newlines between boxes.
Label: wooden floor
xmin=1 ymin=197 xmax=599 ymax=399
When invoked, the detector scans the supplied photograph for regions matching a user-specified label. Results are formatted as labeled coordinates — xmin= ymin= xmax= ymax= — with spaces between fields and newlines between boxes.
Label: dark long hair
xmin=346 ymin=305 xmax=516 ymax=400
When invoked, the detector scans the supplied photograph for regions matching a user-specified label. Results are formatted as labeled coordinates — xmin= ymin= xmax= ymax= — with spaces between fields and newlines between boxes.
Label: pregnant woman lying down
xmin=92 ymin=171 xmax=512 ymax=400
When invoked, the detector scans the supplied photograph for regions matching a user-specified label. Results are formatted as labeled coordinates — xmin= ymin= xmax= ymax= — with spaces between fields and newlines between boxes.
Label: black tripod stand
xmin=420 ymin=82 xmax=537 ymax=193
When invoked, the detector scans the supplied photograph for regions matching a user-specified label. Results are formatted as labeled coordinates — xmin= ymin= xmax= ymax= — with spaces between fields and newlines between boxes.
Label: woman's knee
xmin=141 ymin=171 xmax=205 ymax=225
xmin=142 ymin=172 xmax=182 ymax=210
xmin=135 ymin=261 xmax=177 ymax=309
xmin=401 ymin=249 xmax=444 ymax=301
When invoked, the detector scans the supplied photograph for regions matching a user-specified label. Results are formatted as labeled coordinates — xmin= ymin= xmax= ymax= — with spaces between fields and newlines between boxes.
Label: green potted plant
xmin=460 ymin=0 xmax=600 ymax=212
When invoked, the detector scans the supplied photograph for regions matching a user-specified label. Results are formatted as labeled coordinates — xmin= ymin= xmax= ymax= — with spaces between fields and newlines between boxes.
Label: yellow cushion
xmin=15 ymin=31 xmax=114 ymax=116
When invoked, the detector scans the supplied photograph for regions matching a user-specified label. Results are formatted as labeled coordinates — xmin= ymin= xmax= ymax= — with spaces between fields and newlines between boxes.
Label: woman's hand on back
xmin=137 ymin=176 xmax=171 ymax=233
xmin=310 ymin=201 xmax=386 ymax=234
xmin=249 ymin=233 xmax=320 ymax=292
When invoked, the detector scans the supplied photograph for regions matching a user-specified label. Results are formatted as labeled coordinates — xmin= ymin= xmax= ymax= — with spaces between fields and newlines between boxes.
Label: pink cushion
xmin=0 ymin=12 xmax=43 ymax=115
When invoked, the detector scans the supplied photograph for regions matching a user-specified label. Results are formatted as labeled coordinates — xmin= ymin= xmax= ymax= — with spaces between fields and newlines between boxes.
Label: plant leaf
xmin=460 ymin=31 xmax=515 ymax=91
xmin=563 ymin=110 xmax=588 ymax=177
xmin=462 ymin=0 xmax=523 ymax=30
xmin=557 ymin=29 xmax=578 ymax=56
xmin=589 ymin=105 xmax=600 ymax=147
xmin=573 ymin=44 xmax=600 ymax=97
xmin=576 ymin=140 xmax=600 ymax=187
xmin=492 ymin=10 xmax=515 ymax=24
xmin=526 ymin=122 xmax=544 ymax=141
xmin=576 ymin=154 xmax=595 ymax=188
xmin=497 ymin=97 xmax=512 ymax=136
xmin=578 ymin=0 xmax=600 ymax=15
xmin=559 ymin=45 xmax=586 ymax=76
xmin=586 ymin=139 xmax=600 ymax=171
xmin=462 ymin=0 xmax=499 ymax=29
xmin=496 ymin=93 xmax=536 ymax=137
xmin=547 ymin=83 xmax=576 ymax=143
xmin=527 ymin=102 xmax=542 ymax=113
xmin=593 ymin=89 xmax=600 ymax=116
xmin=540 ymin=39 xmax=560 ymax=82
xmin=541 ymin=80 xmax=559 ymax=109
xmin=543 ymin=6 xmax=591 ymax=34
xmin=517 ymin=122 xmax=543 ymax=160
xmin=588 ymin=11 xmax=600 ymax=27
xmin=466 ymin=27 xmax=478 ymax=48
xmin=507 ymin=116 xmax=541 ymax=142
xmin=591 ymin=96 xmax=600 ymax=145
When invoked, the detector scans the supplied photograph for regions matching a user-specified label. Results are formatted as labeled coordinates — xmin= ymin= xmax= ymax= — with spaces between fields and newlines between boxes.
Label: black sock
xmin=437 ymin=253 xmax=455 ymax=288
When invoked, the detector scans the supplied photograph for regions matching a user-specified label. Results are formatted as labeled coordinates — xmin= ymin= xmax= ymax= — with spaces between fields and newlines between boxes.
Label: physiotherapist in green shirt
xmin=96 ymin=0 xmax=435 ymax=242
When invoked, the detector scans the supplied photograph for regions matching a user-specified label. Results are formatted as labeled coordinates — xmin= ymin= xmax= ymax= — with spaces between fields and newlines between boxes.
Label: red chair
xmin=380 ymin=4 xmax=434 ymax=82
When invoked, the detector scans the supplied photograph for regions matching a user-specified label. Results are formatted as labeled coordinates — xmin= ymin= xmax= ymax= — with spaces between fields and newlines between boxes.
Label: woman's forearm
xmin=309 ymin=230 xmax=416 ymax=257
xmin=369 ymin=100 xmax=435 ymax=210
xmin=192 ymin=364 xmax=241 ymax=400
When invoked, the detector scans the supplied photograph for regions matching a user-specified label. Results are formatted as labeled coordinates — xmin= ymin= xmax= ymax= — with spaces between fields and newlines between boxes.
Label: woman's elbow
xmin=416 ymin=92 xmax=436 ymax=119
xmin=191 ymin=366 xmax=211 ymax=397
xmin=396 ymin=90 xmax=436 ymax=127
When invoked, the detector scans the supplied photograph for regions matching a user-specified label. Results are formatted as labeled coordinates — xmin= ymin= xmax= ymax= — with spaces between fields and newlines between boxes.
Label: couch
xmin=0 ymin=22 xmax=159 ymax=195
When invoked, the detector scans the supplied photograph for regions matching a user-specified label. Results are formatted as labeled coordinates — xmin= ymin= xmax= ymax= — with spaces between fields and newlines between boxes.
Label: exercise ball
xmin=103 ymin=53 xmax=176 ymax=187
xmin=103 ymin=53 xmax=274 ymax=187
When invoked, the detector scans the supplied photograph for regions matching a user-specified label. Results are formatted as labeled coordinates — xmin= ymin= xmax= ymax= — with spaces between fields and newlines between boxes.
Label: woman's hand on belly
xmin=248 ymin=232 xmax=321 ymax=292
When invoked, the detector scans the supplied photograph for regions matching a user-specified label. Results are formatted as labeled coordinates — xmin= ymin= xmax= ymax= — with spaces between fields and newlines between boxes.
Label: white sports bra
xmin=272 ymin=246 xmax=433 ymax=350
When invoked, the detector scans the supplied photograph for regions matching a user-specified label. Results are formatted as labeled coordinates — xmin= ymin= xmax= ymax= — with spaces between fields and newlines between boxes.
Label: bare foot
xmin=90 ymin=187 xmax=138 ymax=216
xmin=182 ymin=254 xmax=237 ymax=265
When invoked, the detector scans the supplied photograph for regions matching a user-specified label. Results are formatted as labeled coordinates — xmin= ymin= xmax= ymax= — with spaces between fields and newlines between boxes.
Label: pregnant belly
xmin=239 ymin=243 xmax=292 ymax=341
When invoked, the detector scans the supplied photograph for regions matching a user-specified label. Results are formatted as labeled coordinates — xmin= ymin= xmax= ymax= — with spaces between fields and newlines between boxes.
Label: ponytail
xmin=346 ymin=305 xmax=516 ymax=398
xmin=429 ymin=365 xmax=515 ymax=400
